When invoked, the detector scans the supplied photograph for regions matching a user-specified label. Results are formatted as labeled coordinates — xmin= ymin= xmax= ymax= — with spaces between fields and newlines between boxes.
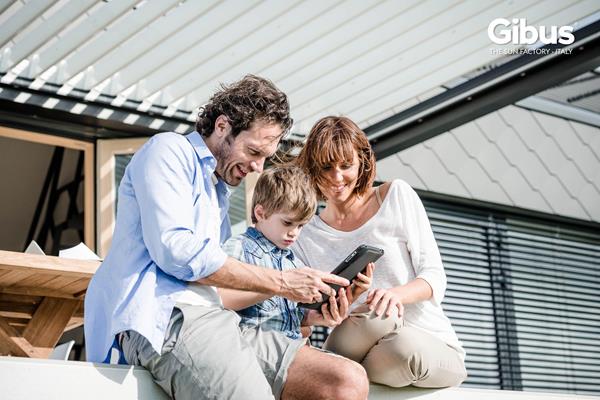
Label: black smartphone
xmin=298 ymin=244 xmax=384 ymax=309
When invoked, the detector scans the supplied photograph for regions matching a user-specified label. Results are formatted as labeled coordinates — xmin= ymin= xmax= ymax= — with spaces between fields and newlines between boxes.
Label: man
xmin=84 ymin=75 xmax=369 ymax=400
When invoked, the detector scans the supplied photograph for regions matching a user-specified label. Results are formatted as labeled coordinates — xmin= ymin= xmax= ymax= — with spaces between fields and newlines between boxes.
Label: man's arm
xmin=217 ymin=287 xmax=270 ymax=310
xmin=198 ymin=256 xmax=350 ymax=304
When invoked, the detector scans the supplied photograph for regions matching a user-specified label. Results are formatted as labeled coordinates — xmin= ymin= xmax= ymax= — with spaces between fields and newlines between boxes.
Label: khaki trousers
xmin=323 ymin=305 xmax=467 ymax=388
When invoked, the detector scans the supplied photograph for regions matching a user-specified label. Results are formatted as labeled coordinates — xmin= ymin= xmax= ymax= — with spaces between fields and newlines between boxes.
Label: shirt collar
xmin=244 ymin=227 xmax=294 ymax=261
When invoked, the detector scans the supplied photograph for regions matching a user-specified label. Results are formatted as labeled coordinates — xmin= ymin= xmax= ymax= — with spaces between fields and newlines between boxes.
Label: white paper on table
xmin=58 ymin=242 xmax=101 ymax=261
xmin=24 ymin=240 xmax=45 ymax=255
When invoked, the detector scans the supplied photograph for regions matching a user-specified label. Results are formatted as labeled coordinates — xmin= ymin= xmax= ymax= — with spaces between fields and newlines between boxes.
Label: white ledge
xmin=1 ymin=357 xmax=597 ymax=400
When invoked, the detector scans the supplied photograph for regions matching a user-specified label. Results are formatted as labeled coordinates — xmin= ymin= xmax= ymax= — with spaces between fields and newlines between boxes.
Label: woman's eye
xmin=283 ymin=221 xmax=292 ymax=226
xmin=322 ymin=165 xmax=331 ymax=171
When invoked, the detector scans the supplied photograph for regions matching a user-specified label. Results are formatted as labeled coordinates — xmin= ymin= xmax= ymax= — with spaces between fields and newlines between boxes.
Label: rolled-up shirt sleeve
xmin=129 ymin=134 xmax=227 ymax=281
xmin=400 ymin=181 xmax=447 ymax=305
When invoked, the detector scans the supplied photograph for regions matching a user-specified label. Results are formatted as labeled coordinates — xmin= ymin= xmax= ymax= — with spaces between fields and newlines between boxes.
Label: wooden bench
xmin=0 ymin=250 xmax=100 ymax=358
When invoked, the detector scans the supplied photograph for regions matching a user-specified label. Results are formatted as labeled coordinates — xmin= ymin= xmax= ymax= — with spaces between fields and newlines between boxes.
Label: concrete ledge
xmin=1 ymin=356 xmax=598 ymax=399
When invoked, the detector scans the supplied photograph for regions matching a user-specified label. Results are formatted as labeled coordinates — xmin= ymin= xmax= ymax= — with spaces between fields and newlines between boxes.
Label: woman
xmin=292 ymin=116 xmax=467 ymax=388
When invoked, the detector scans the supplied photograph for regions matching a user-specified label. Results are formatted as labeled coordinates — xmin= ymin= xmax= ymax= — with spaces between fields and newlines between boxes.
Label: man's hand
xmin=303 ymin=287 xmax=350 ymax=327
xmin=366 ymin=288 xmax=404 ymax=318
xmin=280 ymin=267 xmax=349 ymax=304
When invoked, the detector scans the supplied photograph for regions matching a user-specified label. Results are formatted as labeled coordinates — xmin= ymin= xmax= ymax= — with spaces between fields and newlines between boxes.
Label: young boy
xmin=219 ymin=165 xmax=372 ymax=339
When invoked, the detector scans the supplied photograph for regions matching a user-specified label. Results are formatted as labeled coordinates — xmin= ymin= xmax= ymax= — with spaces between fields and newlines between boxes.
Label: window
xmin=424 ymin=197 xmax=600 ymax=396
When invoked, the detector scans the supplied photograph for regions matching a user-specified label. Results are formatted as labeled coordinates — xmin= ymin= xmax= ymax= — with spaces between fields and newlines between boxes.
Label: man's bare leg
xmin=281 ymin=346 xmax=369 ymax=400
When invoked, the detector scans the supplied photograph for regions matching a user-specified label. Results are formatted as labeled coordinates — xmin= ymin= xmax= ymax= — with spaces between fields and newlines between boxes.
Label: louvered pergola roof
xmin=1 ymin=0 xmax=598 ymax=139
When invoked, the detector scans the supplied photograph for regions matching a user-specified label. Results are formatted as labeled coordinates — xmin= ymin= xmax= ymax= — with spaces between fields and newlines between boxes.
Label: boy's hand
xmin=303 ymin=287 xmax=350 ymax=327
xmin=350 ymin=262 xmax=374 ymax=302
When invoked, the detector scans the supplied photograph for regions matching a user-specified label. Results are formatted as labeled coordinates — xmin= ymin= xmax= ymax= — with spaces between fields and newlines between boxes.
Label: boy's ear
xmin=254 ymin=204 xmax=266 ymax=221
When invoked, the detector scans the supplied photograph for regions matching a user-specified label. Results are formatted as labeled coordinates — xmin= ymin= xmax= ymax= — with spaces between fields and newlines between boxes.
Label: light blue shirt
xmin=84 ymin=131 xmax=231 ymax=363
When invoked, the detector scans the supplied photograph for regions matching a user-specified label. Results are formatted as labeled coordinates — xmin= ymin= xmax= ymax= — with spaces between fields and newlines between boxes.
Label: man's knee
xmin=324 ymin=358 xmax=369 ymax=400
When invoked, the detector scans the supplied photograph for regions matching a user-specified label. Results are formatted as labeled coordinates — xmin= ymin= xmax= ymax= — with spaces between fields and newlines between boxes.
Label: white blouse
xmin=292 ymin=179 xmax=465 ymax=357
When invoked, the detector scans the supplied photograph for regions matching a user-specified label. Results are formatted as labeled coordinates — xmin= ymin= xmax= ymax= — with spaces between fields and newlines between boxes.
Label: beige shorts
xmin=119 ymin=304 xmax=304 ymax=400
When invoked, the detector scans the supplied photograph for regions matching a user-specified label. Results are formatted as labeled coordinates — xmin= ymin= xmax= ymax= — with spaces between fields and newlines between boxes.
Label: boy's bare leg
xmin=281 ymin=345 xmax=369 ymax=400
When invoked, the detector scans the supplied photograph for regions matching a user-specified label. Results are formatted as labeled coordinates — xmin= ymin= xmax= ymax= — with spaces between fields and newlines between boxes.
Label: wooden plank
xmin=83 ymin=142 xmax=95 ymax=251
xmin=5 ymin=318 xmax=29 ymax=330
xmin=0 ymin=316 xmax=46 ymax=358
xmin=0 ymin=126 xmax=92 ymax=151
xmin=0 ymin=293 xmax=42 ymax=304
xmin=13 ymin=272 xmax=57 ymax=289
xmin=0 ymin=286 xmax=77 ymax=300
xmin=0 ymin=251 xmax=100 ymax=278
xmin=58 ymin=277 xmax=90 ymax=295
xmin=43 ymin=275 xmax=81 ymax=291
xmin=23 ymin=297 xmax=79 ymax=348
xmin=0 ymin=270 xmax=36 ymax=287
xmin=0 ymin=302 xmax=36 ymax=319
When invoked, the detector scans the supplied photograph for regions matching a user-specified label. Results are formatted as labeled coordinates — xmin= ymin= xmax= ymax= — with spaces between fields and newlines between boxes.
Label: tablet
xmin=298 ymin=244 xmax=384 ymax=309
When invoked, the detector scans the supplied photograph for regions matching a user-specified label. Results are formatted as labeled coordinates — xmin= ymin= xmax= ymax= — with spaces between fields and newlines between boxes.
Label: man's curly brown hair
xmin=196 ymin=74 xmax=293 ymax=138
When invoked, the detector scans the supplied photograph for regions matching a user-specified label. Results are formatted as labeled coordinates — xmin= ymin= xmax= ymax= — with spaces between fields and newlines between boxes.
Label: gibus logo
xmin=488 ymin=18 xmax=575 ymax=45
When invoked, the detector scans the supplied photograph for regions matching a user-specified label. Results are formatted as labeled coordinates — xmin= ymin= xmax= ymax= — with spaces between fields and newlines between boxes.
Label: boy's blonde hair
xmin=251 ymin=165 xmax=317 ymax=224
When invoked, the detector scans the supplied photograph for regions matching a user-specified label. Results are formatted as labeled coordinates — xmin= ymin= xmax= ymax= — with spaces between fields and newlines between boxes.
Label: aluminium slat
xmin=431 ymin=228 xmax=489 ymax=244
xmin=512 ymin=325 xmax=600 ymax=341
xmin=507 ymin=218 xmax=600 ymax=244
xmin=520 ymin=364 xmax=600 ymax=374
xmin=35 ymin=0 xmax=139 ymax=74
xmin=0 ymin=0 xmax=15 ymax=16
xmin=502 ymin=242 xmax=599 ymax=264
xmin=287 ymin=0 xmax=504 ymax=120
xmin=427 ymin=211 xmax=491 ymax=227
xmin=514 ymin=338 xmax=600 ymax=353
xmin=501 ymin=319 xmax=600 ymax=336
xmin=503 ymin=256 xmax=600 ymax=281
xmin=114 ymin=0 xmax=284 ymax=99
xmin=520 ymin=377 xmax=600 ymax=388
xmin=505 ymin=280 xmax=600 ymax=302
xmin=77 ymin=0 xmax=222 ymax=91
xmin=176 ymin=0 xmax=426 ymax=108
xmin=438 ymin=247 xmax=490 ymax=261
xmin=59 ymin=0 xmax=182 ymax=82
xmin=505 ymin=232 xmax=600 ymax=256
xmin=149 ymin=0 xmax=362 ymax=105
xmin=502 ymin=308 xmax=600 ymax=326
xmin=0 ymin=0 xmax=54 ymax=50
xmin=172 ymin=0 xmax=387 ymax=110
xmin=7 ymin=0 xmax=97 ymax=71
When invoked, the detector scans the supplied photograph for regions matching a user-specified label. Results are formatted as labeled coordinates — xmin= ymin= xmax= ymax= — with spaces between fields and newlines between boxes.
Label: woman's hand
xmin=303 ymin=287 xmax=351 ymax=327
xmin=350 ymin=262 xmax=374 ymax=302
xmin=366 ymin=288 xmax=404 ymax=318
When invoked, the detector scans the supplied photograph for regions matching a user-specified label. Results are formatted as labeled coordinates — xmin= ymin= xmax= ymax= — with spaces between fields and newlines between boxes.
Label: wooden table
xmin=0 ymin=250 xmax=100 ymax=358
